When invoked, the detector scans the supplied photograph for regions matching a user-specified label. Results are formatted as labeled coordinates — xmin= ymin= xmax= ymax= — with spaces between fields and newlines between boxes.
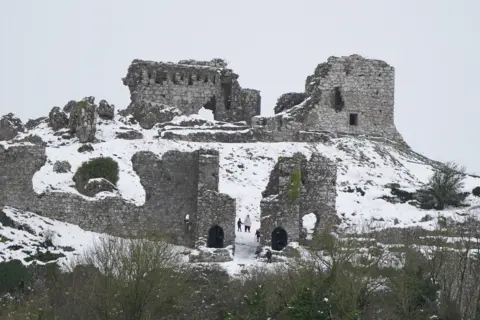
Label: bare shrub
xmin=420 ymin=162 xmax=466 ymax=210
xmin=67 ymin=236 xmax=183 ymax=320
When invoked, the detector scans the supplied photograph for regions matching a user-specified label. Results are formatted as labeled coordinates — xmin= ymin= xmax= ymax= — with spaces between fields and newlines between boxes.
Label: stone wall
xmin=252 ymin=55 xmax=406 ymax=144
xmin=260 ymin=152 xmax=337 ymax=249
xmin=0 ymin=145 xmax=235 ymax=249
xmin=122 ymin=59 xmax=261 ymax=124
xmin=195 ymin=152 xmax=236 ymax=248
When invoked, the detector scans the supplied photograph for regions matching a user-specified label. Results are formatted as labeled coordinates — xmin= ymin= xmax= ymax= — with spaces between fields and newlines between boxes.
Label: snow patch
xmin=302 ymin=213 xmax=317 ymax=240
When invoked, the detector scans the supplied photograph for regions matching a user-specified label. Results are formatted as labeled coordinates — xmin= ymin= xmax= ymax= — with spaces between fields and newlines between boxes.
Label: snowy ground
xmin=0 ymin=206 xmax=104 ymax=268
xmin=2 ymin=113 xmax=480 ymax=274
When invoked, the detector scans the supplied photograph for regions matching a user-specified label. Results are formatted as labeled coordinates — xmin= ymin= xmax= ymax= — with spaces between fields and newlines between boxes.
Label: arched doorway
xmin=207 ymin=225 xmax=224 ymax=248
xmin=271 ymin=227 xmax=288 ymax=251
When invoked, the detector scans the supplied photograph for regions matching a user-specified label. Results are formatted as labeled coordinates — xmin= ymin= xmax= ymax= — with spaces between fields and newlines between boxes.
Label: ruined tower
xmin=253 ymin=54 xmax=406 ymax=144
xmin=260 ymin=153 xmax=337 ymax=249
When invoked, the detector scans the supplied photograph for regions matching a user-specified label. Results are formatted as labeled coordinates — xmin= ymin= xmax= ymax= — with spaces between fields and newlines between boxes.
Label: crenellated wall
xmin=0 ymin=145 xmax=235 ymax=249
xmin=122 ymin=59 xmax=261 ymax=124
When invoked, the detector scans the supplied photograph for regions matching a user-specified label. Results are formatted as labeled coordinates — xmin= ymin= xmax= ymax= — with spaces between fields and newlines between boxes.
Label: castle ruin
xmin=122 ymin=59 xmax=261 ymax=127
xmin=253 ymin=54 xmax=405 ymax=143
xmin=0 ymin=145 xmax=235 ymax=252
xmin=0 ymin=54 xmax=406 ymax=257
xmin=260 ymin=153 xmax=338 ymax=249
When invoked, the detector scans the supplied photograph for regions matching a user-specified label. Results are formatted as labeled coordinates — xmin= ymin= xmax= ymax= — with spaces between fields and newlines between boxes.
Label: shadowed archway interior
xmin=207 ymin=225 xmax=224 ymax=248
xmin=271 ymin=227 xmax=288 ymax=251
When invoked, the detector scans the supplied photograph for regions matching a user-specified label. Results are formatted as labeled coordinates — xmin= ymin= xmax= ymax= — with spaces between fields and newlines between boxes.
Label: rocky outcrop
xmin=0 ymin=113 xmax=24 ymax=141
xmin=25 ymin=117 xmax=47 ymax=130
xmin=116 ymin=130 xmax=143 ymax=140
xmin=130 ymin=100 xmax=182 ymax=129
xmin=53 ymin=161 xmax=71 ymax=173
xmin=274 ymin=92 xmax=306 ymax=114
xmin=63 ymin=100 xmax=77 ymax=113
xmin=48 ymin=107 xmax=69 ymax=131
xmin=97 ymin=100 xmax=115 ymax=120
xmin=83 ymin=178 xmax=117 ymax=197
xmin=77 ymin=144 xmax=94 ymax=153
xmin=18 ymin=134 xmax=46 ymax=146
xmin=68 ymin=97 xmax=97 ymax=143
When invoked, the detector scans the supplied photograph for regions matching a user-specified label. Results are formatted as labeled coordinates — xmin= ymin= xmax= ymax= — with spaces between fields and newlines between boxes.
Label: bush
xmin=73 ymin=157 xmax=119 ymax=191
xmin=0 ymin=260 xmax=32 ymax=295
xmin=419 ymin=162 xmax=466 ymax=210
xmin=63 ymin=236 xmax=181 ymax=320
xmin=473 ymin=186 xmax=480 ymax=197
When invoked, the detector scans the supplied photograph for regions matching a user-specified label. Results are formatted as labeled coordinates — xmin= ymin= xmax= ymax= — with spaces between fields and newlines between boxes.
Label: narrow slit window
xmin=334 ymin=87 xmax=344 ymax=106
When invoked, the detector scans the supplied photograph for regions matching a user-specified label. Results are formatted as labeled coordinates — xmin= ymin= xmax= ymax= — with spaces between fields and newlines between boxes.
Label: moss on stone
xmin=287 ymin=169 xmax=301 ymax=203
xmin=73 ymin=157 xmax=119 ymax=191
xmin=74 ymin=100 xmax=88 ymax=118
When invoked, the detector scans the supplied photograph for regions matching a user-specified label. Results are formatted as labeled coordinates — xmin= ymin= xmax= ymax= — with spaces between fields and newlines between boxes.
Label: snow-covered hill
xmin=1 ymin=113 xmax=480 ymax=274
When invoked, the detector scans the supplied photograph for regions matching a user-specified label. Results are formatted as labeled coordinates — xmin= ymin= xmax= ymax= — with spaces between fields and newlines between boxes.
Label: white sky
xmin=1 ymin=0 xmax=479 ymax=174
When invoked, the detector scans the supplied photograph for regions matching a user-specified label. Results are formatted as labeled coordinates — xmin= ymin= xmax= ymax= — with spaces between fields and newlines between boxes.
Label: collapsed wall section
xmin=0 ymin=145 xmax=235 ymax=249
xmin=260 ymin=153 xmax=337 ymax=249
xmin=122 ymin=59 xmax=261 ymax=125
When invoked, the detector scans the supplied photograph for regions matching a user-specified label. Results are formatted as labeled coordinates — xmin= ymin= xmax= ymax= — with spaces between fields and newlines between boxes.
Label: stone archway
xmin=207 ymin=225 xmax=224 ymax=248
xmin=271 ymin=227 xmax=288 ymax=251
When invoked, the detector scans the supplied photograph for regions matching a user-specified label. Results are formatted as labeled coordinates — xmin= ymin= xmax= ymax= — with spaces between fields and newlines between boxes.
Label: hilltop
xmin=1 ymin=55 xmax=479 ymax=276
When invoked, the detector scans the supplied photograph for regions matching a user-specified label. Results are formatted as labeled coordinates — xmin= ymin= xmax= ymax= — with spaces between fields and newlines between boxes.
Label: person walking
xmin=237 ymin=218 xmax=242 ymax=232
xmin=265 ymin=249 xmax=272 ymax=263
xmin=244 ymin=215 xmax=251 ymax=232
xmin=255 ymin=229 xmax=261 ymax=242
xmin=254 ymin=245 xmax=262 ymax=259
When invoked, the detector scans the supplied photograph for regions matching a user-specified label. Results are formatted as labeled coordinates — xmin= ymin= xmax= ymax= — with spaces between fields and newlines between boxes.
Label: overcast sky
xmin=0 ymin=0 xmax=479 ymax=173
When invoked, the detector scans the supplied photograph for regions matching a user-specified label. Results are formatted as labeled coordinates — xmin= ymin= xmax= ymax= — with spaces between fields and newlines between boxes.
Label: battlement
xmin=122 ymin=58 xmax=260 ymax=125
xmin=122 ymin=59 xmax=238 ymax=89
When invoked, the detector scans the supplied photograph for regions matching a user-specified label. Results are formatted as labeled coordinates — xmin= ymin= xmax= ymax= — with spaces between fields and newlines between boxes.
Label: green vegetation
xmin=287 ymin=168 xmax=302 ymax=203
xmin=5 ymin=218 xmax=480 ymax=319
xmin=24 ymin=251 xmax=65 ymax=263
xmin=0 ymin=260 xmax=32 ymax=295
xmin=73 ymin=157 xmax=119 ymax=191
xmin=0 ymin=234 xmax=11 ymax=243
xmin=75 ymin=100 xmax=88 ymax=115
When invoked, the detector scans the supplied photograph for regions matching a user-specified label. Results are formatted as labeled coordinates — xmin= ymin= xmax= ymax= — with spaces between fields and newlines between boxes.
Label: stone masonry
xmin=260 ymin=153 xmax=337 ymax=249
xmin=0 ymin=54 xmax=410 ymax=254
xmin=122 ymin=59 xmax=261 ymax=125
xmin=0 ymin=145 xmax=235 ymax=249
xmin=252 ymin=54 xmax=406 ymax=144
